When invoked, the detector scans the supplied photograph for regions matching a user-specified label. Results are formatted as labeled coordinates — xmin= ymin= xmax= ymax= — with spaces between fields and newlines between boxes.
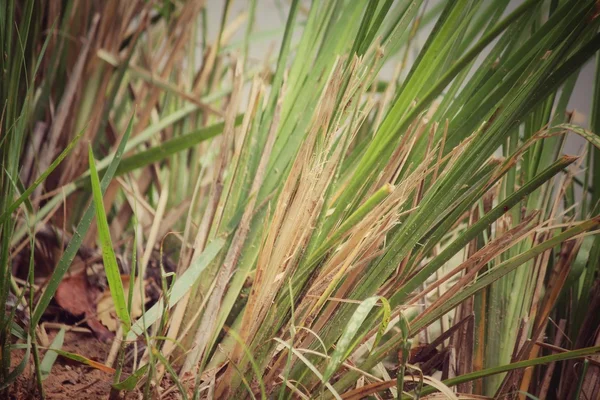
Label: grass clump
xmin=2 ymin=0 xmax=600 ymax=399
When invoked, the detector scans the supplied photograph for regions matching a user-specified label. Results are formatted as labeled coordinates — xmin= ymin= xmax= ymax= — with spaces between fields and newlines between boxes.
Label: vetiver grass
xmin=1 ymin=0 xmax=600 ymax=398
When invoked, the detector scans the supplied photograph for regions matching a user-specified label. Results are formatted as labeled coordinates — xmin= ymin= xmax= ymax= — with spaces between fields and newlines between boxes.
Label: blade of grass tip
xmin=551 ymin=123 xmax=600 ymax=150
xmin=47 ymin=349 xmax=116 ymax=374
xmin=31 ymin=114 xmax=134 ymax=327
xmin=0 ymin=128 xmax=84 ymax=224
xmin=111 ymin=115 xmax=243 ymax=178
xmin=10 ymin=322 xmax=27 ymax=340
xmin=126 ymin=237 xmax=225 ymax=340
xmin=112 ymin=364 xmax=149 ymax=391
xmin=88 ymin=145 xmax=130 ymax=331
xmin=40 ymin=327 xmax=65 ymax=380
xmin=323 ymin=297 xmax=384 ymax=383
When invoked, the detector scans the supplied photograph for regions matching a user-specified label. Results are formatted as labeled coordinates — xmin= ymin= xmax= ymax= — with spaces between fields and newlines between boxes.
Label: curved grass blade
xmin=31 ymin=115 xmax=134 ymax=327
xmin=89 ymin=145 xmax=131 ymax=331
xmin=112 ymin=115 xmax=243 ymax=177
xmin=40 ymin=327 xmax=65 ymax=380
xmin=47 ymin=349 xmax=115 ymax=374
xmin=551 ymin=123 xmax=600 ymax=150
xmin=416 ymin=346 xmax=600 ymax=397
xmin=112 ymin=364 xmax=149 ymax=391
xmin=323 ymin=296 xmax=388 ymax=383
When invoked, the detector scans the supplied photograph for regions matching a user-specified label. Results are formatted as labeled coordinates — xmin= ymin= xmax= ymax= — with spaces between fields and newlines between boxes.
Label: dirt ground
xmin=9 ymin=331 xmax=117 ymax=399
xmin=8 ymin=328 xmax=190 ymax=399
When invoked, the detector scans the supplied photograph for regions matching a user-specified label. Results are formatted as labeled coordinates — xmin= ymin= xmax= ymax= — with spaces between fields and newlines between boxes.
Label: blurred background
xmin=207 ymin=0 xmax=597 ymax=156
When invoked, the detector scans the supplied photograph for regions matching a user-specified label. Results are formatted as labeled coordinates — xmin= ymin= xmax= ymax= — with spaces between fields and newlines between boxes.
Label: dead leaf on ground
xmin=55 ymin=273 xmax=113 ymax=342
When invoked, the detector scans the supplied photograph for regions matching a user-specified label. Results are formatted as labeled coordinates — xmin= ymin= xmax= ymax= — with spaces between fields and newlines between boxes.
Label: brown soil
xmin=7 ymin=331 xmax=188 ymax=399
xmin=10 ymin=332 xmax=112 ymax=399
xmin=9 ymin=331 xmax=124 ymax=400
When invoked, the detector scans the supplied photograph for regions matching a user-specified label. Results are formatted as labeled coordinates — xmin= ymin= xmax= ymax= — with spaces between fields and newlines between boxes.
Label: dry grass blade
xmin=3 ymin=1 xmax=600 ymax=398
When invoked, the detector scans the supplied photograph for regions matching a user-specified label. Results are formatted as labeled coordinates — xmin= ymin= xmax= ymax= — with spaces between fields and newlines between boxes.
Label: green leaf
xmin=112 ymin=115 xmax=243 ymax=177
xmin=112 ymin=364 xmax=149 ymax=391
xmin=416 ymin=346 xmax=600 ymax=397
xmin=31 ymin=115 xmax=134 ymax=327
xmin=48 ymin=349 xmax=115 ymax=374
xmin=89 ymin=144 xmax=131 ymax=331
xmin=552 ymin=123 xmax=600 ymax=150
xmin=323 ymin=296 xmax=379 ymax=383
xmin=40 ymin=327 xmax=65 ymax=380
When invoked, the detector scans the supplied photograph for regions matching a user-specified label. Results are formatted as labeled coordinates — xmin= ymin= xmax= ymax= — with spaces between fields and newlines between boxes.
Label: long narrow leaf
xmin=89 ymin=145 xmax=131 ymax=331
xmin=40 ymin=327 xmax=65 ymax=380
xmin=31 ymin=115 xmax=134 ymax=326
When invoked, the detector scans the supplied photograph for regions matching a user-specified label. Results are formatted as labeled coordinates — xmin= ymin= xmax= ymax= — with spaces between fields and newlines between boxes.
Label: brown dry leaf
xmin=55 ymin=273 xmax=112 ymax=341
xmin=97 ymin=275 xmax=145 ymax=332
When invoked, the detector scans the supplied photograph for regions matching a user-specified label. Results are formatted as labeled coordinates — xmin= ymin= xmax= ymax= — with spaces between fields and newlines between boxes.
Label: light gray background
xmin=207 ymin=0 xmax=596 ymax=156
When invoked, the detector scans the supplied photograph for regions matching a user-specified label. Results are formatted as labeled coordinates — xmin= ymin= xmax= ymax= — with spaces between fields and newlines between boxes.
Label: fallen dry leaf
xmin=55 ymin=273 xmax=113 ymax=342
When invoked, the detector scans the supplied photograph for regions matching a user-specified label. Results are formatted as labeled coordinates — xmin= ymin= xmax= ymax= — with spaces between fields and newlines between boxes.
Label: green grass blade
xmin=152 ymin=348 xmax=188 ymax=400
xmin=112 ymin=364 xmax=149 ymax=391
xmin=224 ymin=328 xmax=266 ymax=400
xmin=88 ymin=144 xmax=131 ymax=331
xmin=112 ymin=116 xmax=242 ymax=177
xmin=415 ymin=346 xmax=600 ymax=397
xmin=47 ymin=349 xmax=115 ymax=374
xmin=552 ymin=123 xmax=600 ymax=150
xmin=322 ymin=297 xmax=379 ymax=383
xmin=31 ymin=115 xmax=134 ymax=326
xmin=40 ymin=327 xmax=65 ymax=380
xmin=274 ymin=338 xmax=342 ymax=400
